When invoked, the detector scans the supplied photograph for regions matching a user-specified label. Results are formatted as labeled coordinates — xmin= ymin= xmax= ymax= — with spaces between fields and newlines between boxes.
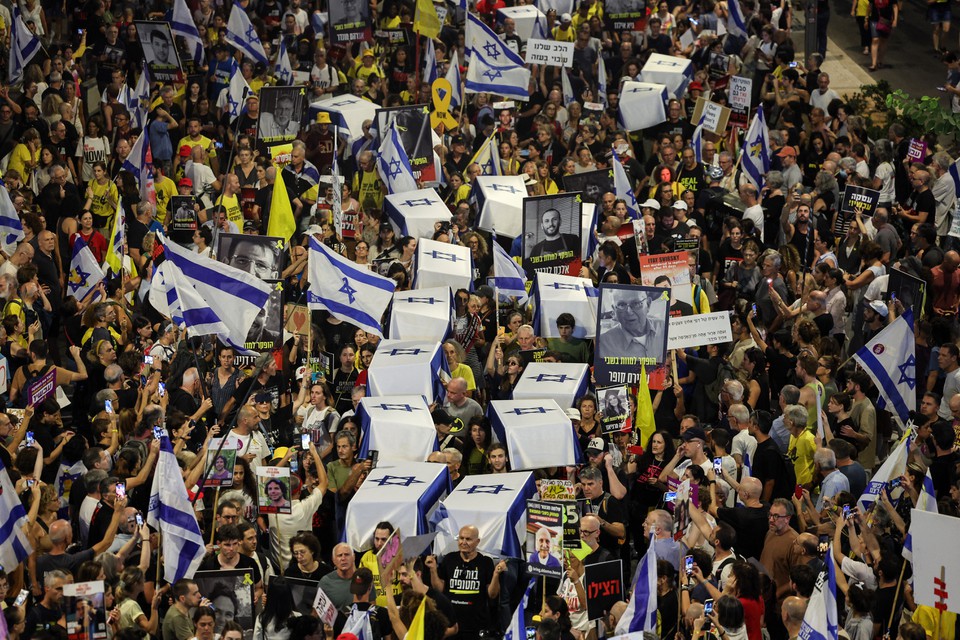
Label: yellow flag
xmin=267 ymin=169 xmax=296 ymax=245
xmin=406 ymin=595 xmax=428 ymax=640
xmin=636 ymin=364 xmax=655 ymax=447
xmin=104 ymin=199 xmax=124 ymax=275
xmin=414 ymin=0 xmax=441 ymax=39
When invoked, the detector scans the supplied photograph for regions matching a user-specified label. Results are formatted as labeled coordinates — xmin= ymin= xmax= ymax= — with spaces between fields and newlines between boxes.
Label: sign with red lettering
xmin=585 ymin=559 xmax=624 ymax=620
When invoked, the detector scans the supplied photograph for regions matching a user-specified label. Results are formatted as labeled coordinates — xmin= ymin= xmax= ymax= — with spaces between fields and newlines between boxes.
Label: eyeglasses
xmin=614 ymin=301 xmax=646 ymax=312
xmin=768 ymin=513 xmax=789 ymax=520
xmin=230 ymin=256 xmax=274 ymax=273
xmin=580 ymin=528 xmax=599 ymax=535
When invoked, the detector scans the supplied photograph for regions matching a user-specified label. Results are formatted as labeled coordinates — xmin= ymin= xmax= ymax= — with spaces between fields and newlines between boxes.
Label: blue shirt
xmin=770 ymin=416 xmax=791 ymax=454
xmin=816 ymin=469 xmax=850 ymax=511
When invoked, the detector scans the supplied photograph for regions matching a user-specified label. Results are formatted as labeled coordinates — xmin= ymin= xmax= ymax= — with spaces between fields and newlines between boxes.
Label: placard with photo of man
xmin=329 ymin=0 xmax=372 ymax=43
xmin=215 ymin=234 xmax=285 ymax=354
xmin=522 ymin=193 xmax=582 ymax=280
xmin=594 ymin=284 xmax=670 ymax=388
xmin=135 ymin=22 xmax=184 ymax=83
xmin=257 ymin=86 xmax=307 ymax=144
xmin=562 ymin=169 xmax=614 ymax=206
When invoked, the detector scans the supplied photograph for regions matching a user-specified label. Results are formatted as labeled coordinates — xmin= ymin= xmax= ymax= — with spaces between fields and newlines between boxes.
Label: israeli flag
xmin=217 ymin=60 xmax=252 ymax=122
xmin=904 ymin=469 xmax=938 ymax=562
xmin=377 ymin=122 xmax=418 ymax=194
xmin=445 ymin=50 xmax=462 ymax=108
xmin=388 ymin=286 xmax=453 ymax=342
xmin=505 ymin=580 xmax=538 ymax=640
xmin=466 ymin=11 xmax=525 ymax=66
xmin=274 ymin=37 xmax=293 ymax=86
xmin=727 ymin=0 xmax=749 ymax=38
xmin=615 ymin=532 xmax=658 ymax=634
xmin=68 ymin=238 xmax=106 ymax=301
xmin=949 ymin=157 xmax=960 ymax=197
xmin=852 ymin=310 xmax=916 ymax=424
xmin=225 ymin=2 xmax=268 ymax=65
xmin=561 ymin=68 xmax=575 ymax=106
xmin=532 ymin=13 xmax=549 ymax=39
xmin=470 ymin=134 xmax=502 ymax=176
xmin=741 ymin=104 xmax=771 ymax=191
xmin=425 ymin=38 xmax=439 ymax=86
xmin=159 ymin=235 xmax=272 ymax=350
xmin=149 ymin=261 xmax=184 ymax=326
xmin=0 ymin=185 xmax=26 ymax=257
xmin=308 ymin=236 xmax=396 ymax=337
xmin=612 ymin=147 xmax=639 ymax=219
xmin=414 ymin=238 xmax=474 ymax=291
xmin=8 ymin=7 xmax=41 ymax=85
xmin=691 ymin=113 xmax=707 ymax=164
xmin=532 ymin=272 xmax=598 ymax=339
xmin=797 ymin=548 xmax=838 ymax=640
xmin=122 ymin=128 xmax=155 ymax=205
xmin=465 ymin=51 xmax=531 ymax=101
xmin=598 ymin=55 xmax=608 ymax=107
xmin=147 ymin=437 xmax=205 ymax=582
xmin=0 ymin=458 xmax=33 ymax=572
xmin=492 ymin=231 xmax=528 ymax=303
xmin=341 ymin=606 xmax=374 ymax=640
xmin=129 ymin=63 xmax=152 ymax=129
xmin=475 ymin=175 xmax=526 ymax=237
xmin=858 ymin=434 xmax=911 ymax=512
xmin=172 ymin=0 xmax=206 ymax=65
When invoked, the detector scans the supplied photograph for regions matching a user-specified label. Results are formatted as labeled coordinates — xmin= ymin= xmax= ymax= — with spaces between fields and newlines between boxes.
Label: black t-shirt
xmin=587 ymin=493 xmax=627 ymax=555
xmin=676 ymin=164 xmax=706 ymax=196
xmin=751 ymin=438 xmax=796 ymax=501
xmin=331 ymin=367 xmax=358 ymax=415
xmin=198 ymin=551 xmax=263 ymax=585
xmin=439 ymin=552 xmax=496 ymax=635
xmin=716 ymin=504 xmax=770 ymax=560
xmin=321 ymin=317 xmax=359 ymax=359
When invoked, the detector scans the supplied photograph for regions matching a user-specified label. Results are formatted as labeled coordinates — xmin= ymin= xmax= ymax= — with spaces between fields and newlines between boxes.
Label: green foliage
xmin=844 ymin=80 xmax=898 ymax=139
xmin=884 ymin=89 xmax=960 ymax=141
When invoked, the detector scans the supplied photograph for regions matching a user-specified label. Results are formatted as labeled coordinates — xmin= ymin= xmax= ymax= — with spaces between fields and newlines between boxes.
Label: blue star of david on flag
xmin=483 ymin=42 xmax=501 ymax=60
xmin=339 ymin=277 xmax=358 ymax=303
xmin=535 ymin=374 xmax=572 ymax=383
xmin=466 ymin=484 xmax=513 ymax=494
xmin=373 ymin=475 xmax=425 ymax=487
xmin=68 ymin=267 xmax=90 ymax=293
xmin=386 ymin=158 xmax=404 ymax=179
xmin=430 ymin=251 xmax=460 ymax=262
xmin=402 ymin=198 xmax=434 ymax=207
xmin=898 ymin=354 xmax=917 ymax=390
xmin=482 ymin=69 xmax=503 ymax=82
xmin=373 ymin=403 xmax=422 ymax=412
xmin=508 ymin=407 xmax=552 ymax=415
xmin=389 ymin=348 xmax=424 ymax=356
xmin=489 ymin=184 xmax=519 ymax=193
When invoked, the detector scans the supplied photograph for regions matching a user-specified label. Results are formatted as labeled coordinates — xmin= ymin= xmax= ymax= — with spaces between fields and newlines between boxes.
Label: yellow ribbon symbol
xmin=243 ymin=573 xmax=254 ymax=586
xmin=430 ymin=78 xmax=458 ymax=131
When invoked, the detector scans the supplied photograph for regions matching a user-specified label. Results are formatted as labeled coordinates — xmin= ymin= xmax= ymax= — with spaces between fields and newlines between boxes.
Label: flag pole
xmin=209 ymin=487 xmax=220 ymax=545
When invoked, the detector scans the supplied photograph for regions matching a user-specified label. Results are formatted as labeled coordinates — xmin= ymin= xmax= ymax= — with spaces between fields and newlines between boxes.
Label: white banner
xmin=666 ymin=311 xmax=733 ymax=350
xmin=525 ymin=39 xmax=574 ymax=67
xmin=729 ymin=76 xmax=752 ymax=111
xmin=911 ymin=510 xmax=960 ymax=614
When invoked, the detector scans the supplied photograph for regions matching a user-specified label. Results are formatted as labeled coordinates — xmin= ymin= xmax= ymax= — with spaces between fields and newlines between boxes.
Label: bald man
xmin=782 ymin=596 xmax=807 ymax=639
xmin=37 ymin=509 xmax=126 ymax=586
xmin=931 ymin=250 xmax=960 ymax=317
xmin=428 ymin=525 xmax=506 ymax=640
xmin=528 ymin=528 xmax=561 ymax=570
xmin=713 ymin=476 xmax=770 ymax=561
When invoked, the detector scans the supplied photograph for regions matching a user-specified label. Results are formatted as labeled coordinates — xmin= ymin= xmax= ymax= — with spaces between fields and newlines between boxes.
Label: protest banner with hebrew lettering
xmin=667 ymin=311 xmax=734 ymax=350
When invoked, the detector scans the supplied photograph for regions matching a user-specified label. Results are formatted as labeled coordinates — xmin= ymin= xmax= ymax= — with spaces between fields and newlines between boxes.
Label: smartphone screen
xmin=817 ymin=534 xmax=829 ymax=555
xmin=135 ymin=513 xmax=144 ymax=527
xmin=291 ymin=456 xmax=299 ymax=473
xmin=153 ymin=426 xmax=164 ymax=440
xmin=144 ymin=355 xmax=154 ymax=365
xmin=665 ymin=491 xmax=677 ymax=503
xmin=25 ymin=431 xmax=34 ymax=447
xmin=105 ymin=399 xmax=113 ymax=414
xmin=14 ymin=589 xmax=29 ymax=606
xmin=369 ymin=450 xmax=379 ymax=469
xmin=116 ymin=482 xmax=126 ymax=500
xmin=842 ymin=505 xmax=851 ymax=520
xmin=704 ymin=599 xmax=714 ymax=615
xmin=713 ymin=457 xmax=722 ymax=474
xmin=301 ymin=433 xmax=310 ymax=450
xmin=158 ymin=382 xmax=166 ymax=397
xmin=684 ymin=555 xmax=694 ymax=575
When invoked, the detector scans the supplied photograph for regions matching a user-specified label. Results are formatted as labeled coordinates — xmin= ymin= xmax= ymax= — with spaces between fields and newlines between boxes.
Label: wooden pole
xmin=209 ymin=487 xmax=220 ymax=545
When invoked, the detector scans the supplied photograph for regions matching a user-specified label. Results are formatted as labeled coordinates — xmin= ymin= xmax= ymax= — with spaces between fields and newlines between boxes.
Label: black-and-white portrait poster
xmin=194 ymin=569 xmax=256 ymax=640
xmin=215 ymin=233 xmax=285 ymax=281
xmin=522 ymin=193 xmax=582 ymax=280
xmin=594 ymin=284 xmax=670 ymax=387
xmin=135 ymin=22 xmax=184 ymax=84
xmin=257 ymin=86 xmax=307 ymax=145
xmin=285 ymin=577 xmax=321 ymax=618
xmin=373 ymin=104 xmax=437 ymax=182
xmin=562 ymin=169 xmax=615 ymax=206
xmin=329 ymin=0 xmax=372 ymax=43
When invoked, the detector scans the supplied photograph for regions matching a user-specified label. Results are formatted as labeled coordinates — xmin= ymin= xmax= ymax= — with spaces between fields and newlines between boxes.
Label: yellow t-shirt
xmin=913 ymin=606 xmax=957 ymax=640
xmin=358 ymin=550 xmax=402 ymax=607
xmin=552 ymin=25 xmax=576 ymax=42
xmin=352 ymin=169 xmax=384 ymax=212
xmin=788 ymin=430 xmax=816 ymax=486
xmin=354 ymin=63 xmax=385 ymax=84
xmin=176 ymin=135 xmax=217 ymax=159
xmin=450 ymin=363 xmax=477 ymax=391
xmin=8 ymin=144 xmax=37 ymax=186
xmin=88 ymin=180 xmax=119 ymax=228
xmin=216 ymin=193 xmax=244 ymax=227
xmin=154 ymin=176 xmax=178 ymax=225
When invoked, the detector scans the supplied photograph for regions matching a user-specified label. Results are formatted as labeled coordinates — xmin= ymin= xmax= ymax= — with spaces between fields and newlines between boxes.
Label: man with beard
xmin=529 ymin=208 xmax=579 ymax=257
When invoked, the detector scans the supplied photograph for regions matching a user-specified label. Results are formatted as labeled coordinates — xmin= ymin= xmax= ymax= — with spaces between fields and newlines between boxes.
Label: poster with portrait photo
xmin=526 ymin=500 xmax=564 ymax=578
xmin=257 ymin=465 xmax=292 ymax=515
xmin=522 ymin=193 xmax=583 ymax=280
xmin=135 ymin=22 xmax=184 ymax=84
xmin=285 ymin=577 xmax=321 ymax=618
xmin=195 ymin=569 xmax=256 ymax=640
xmin=598 ymin=385 xmax=630 ymax=434
xmin=605 ymin=0 xmax=645 ymax=30
xmin=562 ymin=169 xmax=614 ymax=207
xmin=168 ymin=195 xmax=199 ymax=245
xmin=594 ymin=284 xmax=670 ymax=388
xmin=204 ymin=437 xmax=238 ymax=488
xmin=638 ymin=251 xmax=694 ymax=318
xmin=62 ymin=580 xmax=107 ymax=640
xmin=215 ymin=233 xmax=285 ymax=281
xmin=329 ymin=0 xmax=372 ymax=43
xmin=374 ymin=104 xmax=436 ymax=182
xmin=257 ymin=85 xmax=307 ymax=145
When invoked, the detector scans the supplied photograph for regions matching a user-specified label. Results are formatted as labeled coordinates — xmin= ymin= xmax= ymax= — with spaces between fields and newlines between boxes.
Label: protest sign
xmin=666 ymin=311 xmax=734 ymax=351
xmin=563 ymin=500 xmax=588 ymax=548
xmin=525 ymin=39 xmax=574 ymax=66
xmin=594 ymin=284 xmax=670 ymax=388
xmin=598 ymin=386 xmax=630 ymax=433
xmin=539 ymin=479 xmax=577 ymax=501
xmin=585 ymin=560 xmax=625 ymax=620
xmin=639 ymin=251 xmax=693 ymax=318
xmin=728 ymin=76 xmax=752 ymax=127
xmin=63 ymin=580 xmax=107 ymax=640
xmin=523 ymin=193 xmax=583 ymax=279
xmin=690 ymin=99 xmax=731 ymax=136
xmin=204 ymin=438 xmax=238 ymax=488
xmin=907 ymin=138 xmax=927 ymax=162
xmin=257 ymin=466 xmax=292 ymax=515
xmin=27 ymin=368 xmax=57 ymax=406
xmin=313 ymin=585 xmax=339 ymax=626
xmin=526 ymin=500 xmax=564 ymax=578
xmin=888 ymin=268 xmax=926 ymax=320
xmin=839 ymin=185 xmax=881 ymax=219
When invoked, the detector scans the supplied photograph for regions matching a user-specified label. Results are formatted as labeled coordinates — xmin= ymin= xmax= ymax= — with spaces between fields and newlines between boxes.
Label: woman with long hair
xmin=692 ymin=560 xmax=765 ymax=640
xmin=78 ymin=117 xmax=111 ymax=186
xmin=628 ymin=430 xmax=676 ymax=550
xmin=116 ymin=567 xmax=161 ymax=635
xmin=221 ymin=456 xmax=259 ymax=522
xmin=462 ymin=232 xmax=492 ymax=290
xmin=485 ymin=343 xmax=524 ymax=401
xmin=541 ymin=595 xmax=577 ymax=640
xmin=462 ymin=417 xmax=493 ymax=475
xmin=256 ymin=576 xmax=300 ymax=639
xmin=742 ymin=348 xmax=771 ymax=413
xmin=574 ymin=395 xmax=601 ymax=452
xmin=71 ymin=210 xmax=108 ymax=263
xmin=451 ymin=291 xmax=484 ymax=389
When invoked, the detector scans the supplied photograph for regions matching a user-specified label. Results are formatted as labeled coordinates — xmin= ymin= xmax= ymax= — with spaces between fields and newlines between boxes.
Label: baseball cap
xmin=689 ymin=81 xmax=704 ymax=91
xmin=682 ymin=426 xmax=707 ymax=442
xmin=640 ymin=198 xmax=661 ymax=211
xmin=243 ymin=220 xmax=258 ymax=232
xmin=254 ymin=391 xmax=272 ymax=403
xmin=350 ymin=568 xmax=374 ymax=595
xmin=431 ymin=408 xmax=453 ymax=425
xmin=475 ymin=285 xmax=495 ymax=299
xmin=178 ymin=177 xmax=193 ymax=188
xmin=306 ymin=225 xmax=325 ymax=236
xmin=777 ymin=146 xmax=797 ymax=158
xmin=179 ymin=144 xmax=193 ymax=158
xmin=673 ymin=201 xmax=688 ymax=211
xmin=295 ymin=365 xmax=308 ymax=380
xmin=585 ymin=437 xmax=605 ymax=455
xmin=564 ymin=407 xmax=582 ymax=422
xmin=868 ymin=299 xmax=889 ymax=317
xmin=560 ymin=12 xmax=572 ymax=21
xmin=524 ymin=173 xmax=538 ymax=186
xmin=271 ymin=447 xmax=290 ymax=462
xmin=362 ymin=49 xmax=374 ymax=58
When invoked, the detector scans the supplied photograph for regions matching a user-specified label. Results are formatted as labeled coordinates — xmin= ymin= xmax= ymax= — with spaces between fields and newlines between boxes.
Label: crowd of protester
xmin=1 ymin=0 xmax=959 ymax=640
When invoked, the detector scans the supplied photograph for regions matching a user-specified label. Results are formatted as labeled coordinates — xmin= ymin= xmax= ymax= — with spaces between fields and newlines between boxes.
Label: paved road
xmin=822 ymin=0 xmax=947 ymax=99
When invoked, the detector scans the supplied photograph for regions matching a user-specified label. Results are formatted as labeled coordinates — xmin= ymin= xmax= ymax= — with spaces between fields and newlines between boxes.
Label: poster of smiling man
xmin=136 ymin=22 xmax=184 ymax=83
xmin=258 ymin=86 xmax=307 ymax=145
xmin=594 ymin=284 xmax=670 ymax=387
xmin=522 ymin=193 xmax=583 ymax=280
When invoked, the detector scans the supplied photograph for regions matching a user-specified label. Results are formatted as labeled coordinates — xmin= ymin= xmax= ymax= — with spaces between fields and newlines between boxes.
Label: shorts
xmin=929 ymin=5 xmax=952 ymax=24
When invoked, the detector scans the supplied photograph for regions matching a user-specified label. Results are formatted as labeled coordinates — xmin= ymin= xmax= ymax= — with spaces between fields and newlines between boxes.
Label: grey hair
xmin=579 ymin=466 xmax=603 ymax=483
xmin=45 ymin=569 xmax=69 ymax=587
xmin=291 ymin=140 xmax=306 ymax=152
xmin=723 ymin=379 xmax=744 ymax=402
xmin=443 ymin=448 xmax=463 ymax=464
xmin=649 ymin=509 xmax=674 ymax=532
xmin=765 ymin=170 xmax=784 ymax=190
xmin=728 ymin=404 xmax=750 ymax=424
xmin=104 ymin=364 xmax=123 ymax=384
xmin=932 ymin=151 xmax=953 ymax=172
xmin=784 ymin=404 xmax=808 ymax=429
xmin=780 ymin=384 xmax=800 ymax=404
xmin=813 ymin=448 xmax=837 ymax=471
xmin=838 ymin=157 xmax=857 ymax=173
xmin=763 ymin=250 xmax=782 ymax=270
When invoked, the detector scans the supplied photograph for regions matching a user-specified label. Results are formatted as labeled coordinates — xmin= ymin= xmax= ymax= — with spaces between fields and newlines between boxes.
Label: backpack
xmin=704 ymin=359 xmax=736 ymax=401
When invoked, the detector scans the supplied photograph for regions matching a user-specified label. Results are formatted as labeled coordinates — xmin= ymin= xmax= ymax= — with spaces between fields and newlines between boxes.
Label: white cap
xmin=673 ymin=201 xmax=688 ymax=211
xmin=640 ymin=198 xmax=661 ymax=211
xmin=560 ymin=12 xmax=572 ymax=21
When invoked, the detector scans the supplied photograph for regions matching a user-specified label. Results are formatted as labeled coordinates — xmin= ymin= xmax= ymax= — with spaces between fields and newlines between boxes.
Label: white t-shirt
xmin=230 ymin=430 xmax=271 ymax=470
